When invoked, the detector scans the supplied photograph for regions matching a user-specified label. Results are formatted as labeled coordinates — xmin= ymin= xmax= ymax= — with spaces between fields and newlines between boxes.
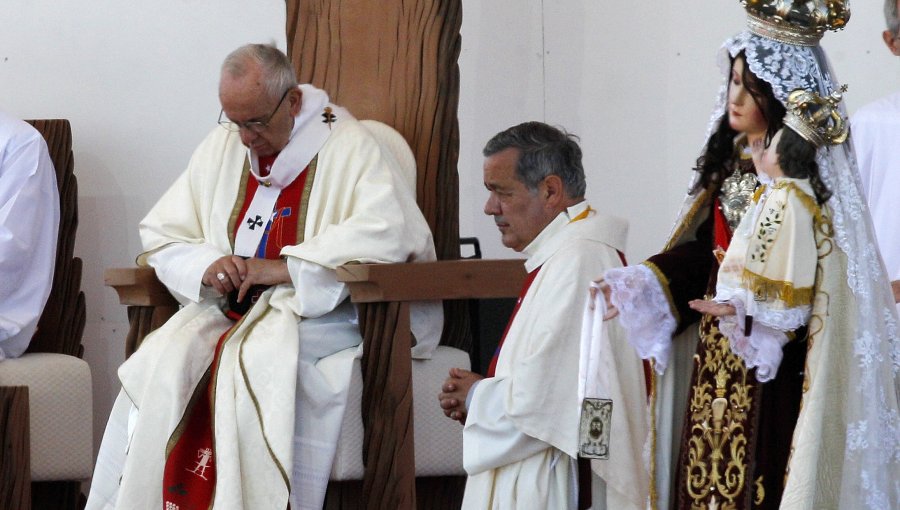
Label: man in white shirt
xmin=438 ymin=122 xmax=648 ymax=510
xmin=852 ymin=0 xmax=900 ymax=305
xmin=0 ymin=111 xmax=59 ymax=360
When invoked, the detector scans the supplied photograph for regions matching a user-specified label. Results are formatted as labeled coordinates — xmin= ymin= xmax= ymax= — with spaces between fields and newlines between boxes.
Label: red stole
xmin=161 ymin=154 xmax=308 ymax=510
xmin=233 ymin=154 xmax=309 ymax=259
xmin=486 ymin=266 xmax=542 ymax=378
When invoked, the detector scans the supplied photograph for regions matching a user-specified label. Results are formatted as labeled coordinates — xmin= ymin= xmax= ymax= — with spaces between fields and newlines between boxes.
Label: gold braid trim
xmin=665 ymin=189 xmax=710 ymax=252
xmin=752 ymin=184 xmax=767 ymax=203
xmin=162 ymin=366 xmax=208 ymax=456
xmin=237 ymin=306 xmax=292 ymax=491
xmin=741 ymin=268 xmax=815 ymax=307
xmin=295 ymin=156 xmax=318 ymax=244
xmin=643 ymin=261 xmax=681 ymax=325
xmin=774 ymin=181 xmax=825 ymax=227
xmin=227 ymin=157 xmax=253 ymax=251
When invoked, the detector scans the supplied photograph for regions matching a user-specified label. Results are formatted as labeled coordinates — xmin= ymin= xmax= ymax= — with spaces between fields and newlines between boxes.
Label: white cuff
xmin=146 ymin=243 xmax=225 ymax=304
xmin=715 ymin=297 xmax=794 ymax=382
xmin=604 ymin=265 xmax=677 ymax=373
xmin=286 ymin=257 xmax=349 ymax=318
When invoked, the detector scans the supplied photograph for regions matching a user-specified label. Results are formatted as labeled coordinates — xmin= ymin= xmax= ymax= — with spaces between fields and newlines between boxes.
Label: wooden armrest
xmin=105 ymin=267 xmax=179 ymax=307
xmin=336 ymin=259 xmax=526 ymax=303
xmin=104 ymin=267 xmax=179 ymax=357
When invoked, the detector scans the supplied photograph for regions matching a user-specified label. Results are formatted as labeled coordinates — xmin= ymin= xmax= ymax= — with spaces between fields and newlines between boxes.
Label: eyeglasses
xmin=218 ymin=88 xmax=292 ymax=133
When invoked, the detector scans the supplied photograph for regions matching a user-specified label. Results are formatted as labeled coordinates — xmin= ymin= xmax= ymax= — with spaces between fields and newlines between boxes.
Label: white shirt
xmin=852 ymin=91 xmax=900 ymax=286
xmin=0 ymin=111 xmax=59 ymax=360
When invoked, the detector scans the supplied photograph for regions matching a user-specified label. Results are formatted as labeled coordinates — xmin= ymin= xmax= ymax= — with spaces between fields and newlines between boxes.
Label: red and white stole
xmin=161 ymin=154 xmax=316 ymax=510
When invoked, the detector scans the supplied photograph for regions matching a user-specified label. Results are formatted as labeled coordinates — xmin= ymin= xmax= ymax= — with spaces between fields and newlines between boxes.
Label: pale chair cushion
xmin=0 ymin=352 xmax=93 ymax=481
xmin=360 ymin=119 xmax=417 ymax=194
xmin=323 ymin=345 xmax=468 ymax=480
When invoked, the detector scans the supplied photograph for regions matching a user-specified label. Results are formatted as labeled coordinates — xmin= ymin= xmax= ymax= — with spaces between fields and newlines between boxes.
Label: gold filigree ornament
xmin=754 ymin=475 xmax=766 ymax=505
xmin=784 ymin=86 xmax=850 ymax=147
xmin=741 ymin=0 xmax=850 ymax=46
xmin=686 ymin=316 xmax=751 ymax=508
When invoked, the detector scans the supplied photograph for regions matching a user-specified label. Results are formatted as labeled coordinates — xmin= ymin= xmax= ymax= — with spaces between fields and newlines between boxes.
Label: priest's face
xmin=483 ymin=148 xmax=554 ymax=252
xmin=219 ymin=64 xmax=301 ymax=157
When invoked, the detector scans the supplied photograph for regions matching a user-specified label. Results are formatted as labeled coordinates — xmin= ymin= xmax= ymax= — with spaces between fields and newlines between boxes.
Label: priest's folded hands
xmin=201 ymin=255 xmax=290 ymax=302
xmin=438 ymin=367 xmax=483 ymax=424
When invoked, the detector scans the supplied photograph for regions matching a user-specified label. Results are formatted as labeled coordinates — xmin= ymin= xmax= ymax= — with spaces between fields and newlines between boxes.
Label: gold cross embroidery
xmin=322 ymin=107 xmax=336 ymax=129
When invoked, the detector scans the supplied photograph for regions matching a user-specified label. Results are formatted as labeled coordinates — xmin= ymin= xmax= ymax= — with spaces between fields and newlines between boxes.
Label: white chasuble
xmin=87 ymin=85 xmax=439 ymax=510
xmin=462 ymin=203 xmax=648 ymax=510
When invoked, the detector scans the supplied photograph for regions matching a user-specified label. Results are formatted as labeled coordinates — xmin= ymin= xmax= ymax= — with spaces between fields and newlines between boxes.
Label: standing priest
xmin=438 ymin=122 xmax=649 ymax=510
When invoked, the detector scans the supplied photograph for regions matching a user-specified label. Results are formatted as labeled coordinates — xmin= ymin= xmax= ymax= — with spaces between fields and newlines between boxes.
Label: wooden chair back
xmin=24 ymin=120 xmax=86 ymax=359
xmin=285 ymin=2 xmax=468 ymax=508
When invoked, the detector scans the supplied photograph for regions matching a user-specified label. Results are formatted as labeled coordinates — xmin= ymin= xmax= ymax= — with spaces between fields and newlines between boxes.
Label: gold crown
xmin=783 ymin=86 xmax=849 ymax=147
xmin=741 ymin=0 xmax=850 ymax=46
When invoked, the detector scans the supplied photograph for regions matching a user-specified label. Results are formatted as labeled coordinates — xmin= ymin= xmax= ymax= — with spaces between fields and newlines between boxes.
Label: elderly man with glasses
xmin=851 ymin=0 xmax=900 ymax=307
xmin=87 ymin=43 xmax=441 ymax=510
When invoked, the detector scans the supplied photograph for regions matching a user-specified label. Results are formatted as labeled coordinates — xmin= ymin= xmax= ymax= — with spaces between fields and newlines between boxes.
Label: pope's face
xmin=482 ymin=148 xmax=552 ymax=252
xmin=219 ymin=64 xmax=301 ymax=157
xmin=728 ymin=56 xmax=768 ymax=139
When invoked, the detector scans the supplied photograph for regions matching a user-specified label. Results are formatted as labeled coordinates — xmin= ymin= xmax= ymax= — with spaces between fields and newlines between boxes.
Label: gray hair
xmin=483 ymin=122 xmax=586 ymax=198
xmin=221 ymin=44 xmax=298 ymax=100
xmin=887 ymin=0 xmax=900 ymax=35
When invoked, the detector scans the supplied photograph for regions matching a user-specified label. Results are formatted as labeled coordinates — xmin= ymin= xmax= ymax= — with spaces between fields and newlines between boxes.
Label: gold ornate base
xmin=681 ymin=314 xmax=759 ymax=510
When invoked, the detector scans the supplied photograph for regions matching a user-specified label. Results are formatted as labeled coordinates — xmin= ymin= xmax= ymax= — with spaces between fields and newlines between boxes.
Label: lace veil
xmin=671 ymin=31 xmax=900 ymax=508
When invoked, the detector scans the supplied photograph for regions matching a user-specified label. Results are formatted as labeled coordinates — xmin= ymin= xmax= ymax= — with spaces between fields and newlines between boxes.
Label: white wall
xmin=458 ymin=0 xmax=900 ymax=262
xmin=1 ymin=0 xmax=286 ymax=469
xmin=1 ymin=0 xmax=897 ymax=483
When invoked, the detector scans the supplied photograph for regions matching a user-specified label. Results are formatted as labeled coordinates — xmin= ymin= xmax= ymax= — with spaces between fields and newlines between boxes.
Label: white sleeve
xmin=462 ymin=376 xmax=552 ymax=475
xmin=145 ymin=242 xmax=226 ymax=304
xmin=286 ymin=257 xmax=350 ymax=318
xmin=714 ymin=295 xmax=799 ymax=383
xmin=0 ymin=131 xmax=59 ymax=358
xmin=604 ymin=264 xmax=677 ymax=373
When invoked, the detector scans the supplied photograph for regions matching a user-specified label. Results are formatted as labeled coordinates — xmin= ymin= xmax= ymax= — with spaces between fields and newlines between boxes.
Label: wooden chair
xmin=0 ymin=119 xmax=90 ymax=510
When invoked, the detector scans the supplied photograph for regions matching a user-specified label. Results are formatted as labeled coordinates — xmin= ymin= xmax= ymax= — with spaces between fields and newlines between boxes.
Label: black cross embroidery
xmin=246 ymin=215 xmax=264 ymax=230
xmin=322 ymin=106 xmax=336 ymax=128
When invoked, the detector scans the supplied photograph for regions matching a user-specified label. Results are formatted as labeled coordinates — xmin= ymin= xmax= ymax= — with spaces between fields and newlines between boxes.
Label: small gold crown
xmin=741 ymin=0 xmax=850 ymax=46
xmin=783 ymin=86 xmax=849 ymax=147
